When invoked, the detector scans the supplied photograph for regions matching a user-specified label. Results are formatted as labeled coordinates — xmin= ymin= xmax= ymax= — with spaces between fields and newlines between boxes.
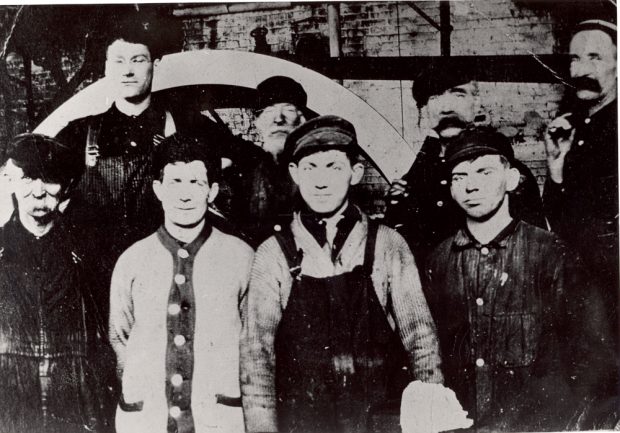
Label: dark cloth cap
xmin=107 ymin=9 xmax=182 ymax=60
xmin=445 ymin=127 xmax=515 ymax=170
xmin=574 ymin=19 xmax=617 ymax=42
xmin=7 ymin=133 xmax=83 ymax=185
xmin=285 ymin=115 xmax=358 ymax=163
xmin=412 ymin=60 xmax=478 ymax=109
xmin=256 ymin=76 xmax=308 ymax=111
xmin=152 ymin=132 xmax=223 ymax=183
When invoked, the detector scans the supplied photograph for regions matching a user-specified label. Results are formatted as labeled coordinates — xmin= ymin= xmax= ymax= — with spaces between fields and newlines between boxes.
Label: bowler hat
xmin=256 ymin=76 xmax=308 ymax=112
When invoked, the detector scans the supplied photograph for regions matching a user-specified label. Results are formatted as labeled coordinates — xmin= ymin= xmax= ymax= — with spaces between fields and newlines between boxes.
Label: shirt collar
xmin=453 ymin=219 xmax=520 ymax=251
xmin=299 ymin=203 xmax=361 ymax=248
xmin=157 ymin=222 xmax=213 ymax=257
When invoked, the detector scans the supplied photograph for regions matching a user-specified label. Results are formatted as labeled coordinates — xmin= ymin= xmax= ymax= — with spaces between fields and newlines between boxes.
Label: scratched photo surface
xmin=0 ymin=2 xmax=617 ymax=433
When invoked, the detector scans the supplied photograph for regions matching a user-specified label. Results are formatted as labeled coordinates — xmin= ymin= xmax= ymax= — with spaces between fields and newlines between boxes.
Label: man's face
xmin=153 ymin=161 xmax=218 ymax=228
xmin=427 ymin=82 xmax=479 ymax=138
xmin=289 ymin=150 xmax=364 ymax=215
xmin=256 ymin=103 xmax=304 ymax=155
xmin=12 ymin=164 xmax=63 ymax=221
xmin=105 ymin=39 xmax=155 ymax=102
xmin=570 ymin=29 xmax=617 ymax=104
xmin=450 ymin=154 xmax=519 ymax=221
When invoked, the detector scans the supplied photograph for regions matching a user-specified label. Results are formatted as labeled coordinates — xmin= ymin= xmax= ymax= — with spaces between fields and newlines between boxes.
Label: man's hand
xmin=544 ymin=113 xmax=575 ymax=184
xmin=387 ymin=179 xmax=409 ymax=205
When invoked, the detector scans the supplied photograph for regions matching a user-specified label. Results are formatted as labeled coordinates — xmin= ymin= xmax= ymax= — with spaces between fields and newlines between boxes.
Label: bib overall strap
xmin=274 ymin=225 xmax=304 ymax=279
xmin=363 ymin=220 xmax=379 ymax=275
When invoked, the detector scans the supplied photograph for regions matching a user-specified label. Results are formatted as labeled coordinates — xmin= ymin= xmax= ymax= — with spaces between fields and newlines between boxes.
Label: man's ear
xmin=506 ymin=167 xmax=521 ymax=192
xmin=350 ymin=162 xmax=365 ymax=186
xmin=207 ymin=182 xmax=219 ymax=204
xmin=153 ymin=58 xmax=161 ymax=68
xmin=288 ymin=163 xmax=300 ymax=186
xmin=152 ymin=180 xmax=163 ymax=202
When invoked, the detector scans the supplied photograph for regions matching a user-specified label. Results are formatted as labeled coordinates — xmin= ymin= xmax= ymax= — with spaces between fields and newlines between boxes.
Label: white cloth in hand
xmin=400 ymin=380 xmax=473 ymax=433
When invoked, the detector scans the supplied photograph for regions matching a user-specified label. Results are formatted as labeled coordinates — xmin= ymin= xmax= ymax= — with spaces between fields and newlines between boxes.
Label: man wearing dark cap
xmin=109 ymin=133 xmax=253 ymax=433
xmin=241 ymin=115 xmax=442 ymax=433
xmin=384 ymin=66 xmax=545 ymax=266
xmin=223 ymin=75 xmax=311 ymax=247
xmin=543 ymin=19 xmax=618 ymax=345
xmin=0 ymin=133 xmax=106 ymax=432
xmin=56 ymin=10 xmax=223 ymax=253
xmin=424 ymin=127 xmax=616 ymax=431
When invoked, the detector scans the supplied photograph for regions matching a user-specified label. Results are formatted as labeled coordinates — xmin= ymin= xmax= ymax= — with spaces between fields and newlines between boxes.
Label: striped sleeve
xmin=240 ymin=237 xmax=289 ymax=433
xmin=379 ymin=226 xmax=444 ymax=384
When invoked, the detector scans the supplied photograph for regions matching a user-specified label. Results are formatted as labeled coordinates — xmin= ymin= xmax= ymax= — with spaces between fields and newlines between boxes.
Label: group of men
xmin=0 ymin=10 xmax=617 ymax=433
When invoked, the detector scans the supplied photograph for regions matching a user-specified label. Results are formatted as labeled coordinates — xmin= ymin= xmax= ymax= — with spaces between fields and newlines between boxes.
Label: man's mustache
xmin=436 ymin=116 xmax=469 ymax=131
xmin=572 ymin=76 xmax=601 ymax=92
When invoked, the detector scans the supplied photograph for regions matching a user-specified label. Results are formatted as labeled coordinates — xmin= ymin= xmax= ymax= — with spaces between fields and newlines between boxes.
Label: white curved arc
xmin=35 ymin=50 xmax=415 ymax=181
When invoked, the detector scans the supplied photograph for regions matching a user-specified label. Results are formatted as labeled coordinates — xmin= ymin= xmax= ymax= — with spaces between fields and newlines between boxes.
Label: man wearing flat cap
xmin=384 ymin=64 xmax=545 ymax=266
xmin=223 ymin=75 xmax=311 ymax=247
xmin=241 ymin=115 xmax=442 ymax=433
xmin=543 ymin=19 xmax=618 ymax=343
xmin=0 ymin=134 xmax=106 ymax=432
xmin=424 ymin=127 xmax=615 ymax=431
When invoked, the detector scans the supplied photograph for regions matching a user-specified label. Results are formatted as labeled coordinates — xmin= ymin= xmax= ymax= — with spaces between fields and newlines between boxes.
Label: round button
xmin=577 ymin=140 xmax=584 ymax=146
xmin=440 ymin=179 xmax=447 ymax=185
xmin=177 ymin=249 xmax=189 ymax=259
xmin=169 ymin=406 xmax=181 ymax=418
xmin=130 ymin=141 xmax=138 ymax=147
xmin=168 ymin=304 xmax=181 ymax=315
xmin=476 ymin=298 xmax=484 ymax=306
xmin=440 ymin=158 xmax=446 ymax=163
xmin=170 ymin=373 xmax=183 ymax=387
xmin=584 ymin=118 xmax=591 ymax=124
xmin=436 ymin=201 xmax=444 ymax=207
xmin=476 ymin=358 xmax=485 ymax=367
xmin=273 ymin=224 xmax=282 ymax=232
xmin=174 ymin=274 xmax=186 ymax=285
xmin=480 ymin=247 xmax=489 ymax=255
xmin=174 ymin=335 xmax=186 ymax=346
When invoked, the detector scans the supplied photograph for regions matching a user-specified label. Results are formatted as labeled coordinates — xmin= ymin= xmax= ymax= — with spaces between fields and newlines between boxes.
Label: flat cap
xmin=445 ymin=127 xmax=514 ymax=170
xmin=285 ymin=115 xmax=358 ymax=162
xmin=412 ymin=59 xmax=478 ymax=109
xmin=574 ymin=19 xmax=617 ymax=41
xmin=7 ymin=133 xmax=83 ymax=184
xmin=256 ymin=76 xmax=308 ymax=111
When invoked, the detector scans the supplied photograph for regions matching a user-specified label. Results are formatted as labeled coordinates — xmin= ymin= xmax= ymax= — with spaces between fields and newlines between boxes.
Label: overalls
xmin=274 ymin=222 xmax=411 ymax=433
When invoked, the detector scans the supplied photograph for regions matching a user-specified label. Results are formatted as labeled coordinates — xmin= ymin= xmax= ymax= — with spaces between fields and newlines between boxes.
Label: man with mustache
xmin=0 ymin=134 xmax=106 ymax=432
xmin=384 ymin=65 xmax=545 ymax=265
xmin=543 ymin=19 xmax=618 ymax=341
xmin=223 ymin=76 xmax=312 ymax=247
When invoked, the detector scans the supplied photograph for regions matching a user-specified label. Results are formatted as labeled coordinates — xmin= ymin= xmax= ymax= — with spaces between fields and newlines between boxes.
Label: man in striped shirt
xmin=241 ymin=115 xmax=442 ymax=433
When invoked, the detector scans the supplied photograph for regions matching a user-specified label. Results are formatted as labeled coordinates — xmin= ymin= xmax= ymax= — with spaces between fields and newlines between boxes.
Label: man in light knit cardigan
xmin=241 ymin=115 xmax=443 ymax=433
xmin=109 ymin=133 xmax=254 ymax=433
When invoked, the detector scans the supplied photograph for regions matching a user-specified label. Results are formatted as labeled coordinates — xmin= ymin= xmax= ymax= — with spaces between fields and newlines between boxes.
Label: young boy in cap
xmin=109 ymin=133 xmax=253 ymax=433
xmin=424 ymin=127 xmax=615 ymax=431
xmin=241 ymin=115 xmax=442 ymax=433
